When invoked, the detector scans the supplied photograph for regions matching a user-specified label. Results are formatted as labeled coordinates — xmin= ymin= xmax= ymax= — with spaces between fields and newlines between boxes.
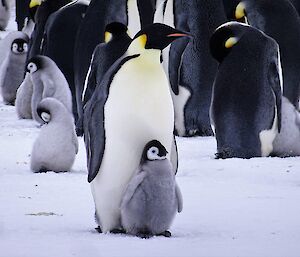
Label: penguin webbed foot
xmin=157 ymin=230 xmax=172 ymax=238
xmin=110 ymin=228 xmax=126 ymax=234
xmin=136 ymin=230 xmax=153 ymax=239
xmin=95 ymin=226 xmax=102 ymax=233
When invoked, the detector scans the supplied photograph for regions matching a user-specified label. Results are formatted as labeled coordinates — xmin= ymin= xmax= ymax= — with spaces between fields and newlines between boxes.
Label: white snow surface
xmin=1 ymin=9 xmax=300 ymax=257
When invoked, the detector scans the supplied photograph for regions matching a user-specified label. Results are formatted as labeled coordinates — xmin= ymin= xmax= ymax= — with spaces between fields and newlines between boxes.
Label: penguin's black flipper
xmin=84 ymin=54 xmax=140 ymax=183
xmin=168 ymin=39 xmax=189 ymax=95
xmin=268 ymin=60 xmax=282 ymax=132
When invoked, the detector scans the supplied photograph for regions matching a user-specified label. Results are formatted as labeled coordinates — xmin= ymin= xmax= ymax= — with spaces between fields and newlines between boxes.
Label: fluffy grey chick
xmin=272 ymin=96 xmax=300 ymax=156
xmin=30 ymin=97 xmax=78 ymax=173
xmin=121 ymin=140 xmax=183 ymax=239
xmin=0 ymin=38 xmax=28 ymax=105
xmin=26 ymin=55 xmax=72 ymax=124
xmin=15 ymin=72 xmax=34 ymax=119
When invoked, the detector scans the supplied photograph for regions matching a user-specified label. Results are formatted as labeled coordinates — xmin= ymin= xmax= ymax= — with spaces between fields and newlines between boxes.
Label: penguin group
xmin=0 ymin=0 xmax=299 ymax=239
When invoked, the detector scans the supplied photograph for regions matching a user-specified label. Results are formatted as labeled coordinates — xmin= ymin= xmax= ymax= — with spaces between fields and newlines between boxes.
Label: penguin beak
xmin=167 ymin=33 xmax=190 ymax=38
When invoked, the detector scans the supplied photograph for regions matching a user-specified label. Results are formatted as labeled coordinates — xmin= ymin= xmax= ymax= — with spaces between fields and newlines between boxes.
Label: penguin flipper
xmin=268 ymin=61 xmax=282 ymax=132
xmin=171 ymin=135 xmax=178 ymax=174
xmin=169 ymin=39 xmax=189 ymax=95
xmin=120 ymin=171 xmax=147 ymax=210
xmin=175 ymin=182 xmax=183 ymax=213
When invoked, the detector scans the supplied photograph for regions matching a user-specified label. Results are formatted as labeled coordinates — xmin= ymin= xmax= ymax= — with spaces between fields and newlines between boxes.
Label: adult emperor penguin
xmin=210 ymin=22 xmax=282 ymax=158
xmin=31 ymin=97 xmax=78 ymax=173
xmin=15 ymin=0 xmax=31 ymax=31
xmin=15 ymin=73 xmax=33 ymax=119
xmin=289 ymin=0 xmax=300 ymax=15
xmin=162 ymin=0 xmax=227 ymax=137
xmin=224 ymin=0 xmax=300 ymax=109
xmin=272 ymin=96 xmax=300 ymax=157
xmin=74 ymin=0 xmax=157 ymax=135
xmin=0 ymin=0 xmax=10 ymax=31
xmin=83 ymin=23 xmax=187 ymax=233
xmin=0 ymin=38 xmax=29 ymax=105
xmin=82 ymin=22 xmax=132 ymax=109
xmin=41 ymin=0 xmax=89 ymax=120
xmin=27 ymin=0 xmax=71 ymax=60
xmin=26 ymin=55 xmax=73 ymax=124
xmin=121 ymin=140 xmax=183 ymax=238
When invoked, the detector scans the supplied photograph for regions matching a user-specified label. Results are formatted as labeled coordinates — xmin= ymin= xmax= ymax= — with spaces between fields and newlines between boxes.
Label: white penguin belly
xmin=91 ymin=53 xmax=174 ymax=232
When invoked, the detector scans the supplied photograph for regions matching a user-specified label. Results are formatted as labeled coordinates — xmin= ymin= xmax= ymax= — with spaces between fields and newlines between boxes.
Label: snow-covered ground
xmin=1 ymin=8 xmax=300 ymax=257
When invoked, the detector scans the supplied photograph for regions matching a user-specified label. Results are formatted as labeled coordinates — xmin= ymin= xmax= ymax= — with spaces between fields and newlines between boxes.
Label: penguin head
xmin=11 ymin=39 xmax=29 ymax=54
xmin=26 ymin=56 xmax=44 ymax=74
xmin=141 ymin=140 xmax=168 ymax=163
xmin=223 ymin=0 xmax=249 ymax=23
xmin=29 ymin=0 xmax=42 ymax=21
xmin=104 ymin=22 xmax=129 ymax=43
xmin=210 ymin=21 xmax=251 ymax=63
xmin=128 ymin=23 xmax=189 ymax=55
xmin=37 ymin=107 xmax=51 ymax=124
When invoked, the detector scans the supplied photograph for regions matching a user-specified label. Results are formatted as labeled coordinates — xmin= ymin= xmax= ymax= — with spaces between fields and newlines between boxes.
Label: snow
xmin=1 ymin=8 xmax=300 ymax=257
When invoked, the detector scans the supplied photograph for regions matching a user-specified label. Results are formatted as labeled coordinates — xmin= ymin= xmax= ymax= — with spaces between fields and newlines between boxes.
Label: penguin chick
xmin=272 ymin=96 xmax=300 ymax=157
xmin=121 ymin=140 xmax=183 ymax=239
xmin=27 ymin=55 xmax=73 ymax=124
xmin=0 ymin=0 xmax=10 ymax=31
xmin=30 ymin=97 xmax=78 ymax=173
xmin=0 ymin=38 xmax=29 ymax=105
xmin=15 ymin=72 xmax=33 ymax=119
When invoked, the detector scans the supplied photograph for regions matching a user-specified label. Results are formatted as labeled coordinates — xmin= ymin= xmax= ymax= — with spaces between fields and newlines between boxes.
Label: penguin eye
xmin=41 ymin=112 xmax=51 ymax=123
xmin=23 ymin=43 xmax=28 ymax=52
xmin=12 ymin=43 xmax=18 ymax=53
xmin=27 ymin=63 xmax=38 ymax=73
xmin=147 ymin=147 xmax=159 ymax=160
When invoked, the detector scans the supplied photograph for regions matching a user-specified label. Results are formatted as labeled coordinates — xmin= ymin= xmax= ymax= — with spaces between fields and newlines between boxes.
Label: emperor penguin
xmin=31 ymin=97 xmax=78 ymax=173
xmin=74 ymin=0 xmax=157 ymax=136
xmin=210 ymin=22 xmax=282 ymax=158
xmin=82 ymin=22 xmax=132 ymax=109
xmin=15 ymin=72 xmax=34 ymax=119
xmin=272 ymin=96 xmax=300 ymax=157
xmin=83 ymin=23 xmax=187 ymax=233
xmin=121 ymin=140 xmax=183 ymax=239
xmin=224 ymin=0 xmax=300 ymax=109
xmin=26 ymin=55 xmax=73 ymax=124
xmin=289 ymin=0 xmax=300 ymax=15
xmin=0 ymin=32 xmax=29 ymax=64
xmin=0 ymin=38 xmax=29 ymax=105
xmin=27 ymin=0 xmax=72 ymax=60
xmin=41 ymin=0 xmax=89 ymax=120
xmin=162 ymin=0 xmax=227 ymax=137
xmin=15 ymin=0 xmax=31 ymax=31
xmin=0 ymin=0 xmax=10 ymax=31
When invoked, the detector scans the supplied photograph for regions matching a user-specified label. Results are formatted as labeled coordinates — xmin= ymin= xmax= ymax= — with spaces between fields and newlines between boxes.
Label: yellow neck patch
xmin=225 ymin=37 xmax=238 ymax=48
xmin=105 ymin=32 xmax=112 ymax=43
xmin=235 ymin=2 xmax=246 ymax=19
xmin=138 ymin=34 xmax=147 ymax=49
xmin=29 ymin=0 xmax=42 ymax=9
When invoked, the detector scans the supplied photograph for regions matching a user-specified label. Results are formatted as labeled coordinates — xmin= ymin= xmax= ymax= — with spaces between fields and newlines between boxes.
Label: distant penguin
xmin=224 ymin=0 xmax=300 ymax=109
xmin=162 ymin=0 xmax=227 ymax=137
xmin=272 ymin=96 xmax=300 ymax=157
xmin=0 ymin=38 xmax=29 ymax=105
xmin=15 ymin=0 xmax=31 ymax=31
xmin=121 ymin=140 xmax=183 ymax=239
xmin=82 ymin=22 xmax=131 ymax=109
xmin=210 ymin=22 xmax=282 ymax=158
xmin=41 ymin=0 xmax=89 ymax=120
xmin=83 ymin=24 xmax=186 ymax=233
xmin=0 ymin=31 xmax=29 ymax=64
xmin=27 ymin=0 xmax=71 ymax=60
xmin=74 ymin=0 xmax=157 ymax=135
xmin=15 ymin=72 xmax=33 ymax=119
xmin=26 ymin=55 xmax=73 ymax=124
xmin=31 ymin=97 xmax=78 ymax=173
xmin=0 ymin=0 xmax=10 ymax=31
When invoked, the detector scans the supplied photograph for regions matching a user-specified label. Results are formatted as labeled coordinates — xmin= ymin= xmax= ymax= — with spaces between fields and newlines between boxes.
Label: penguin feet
xmin=95 ymin=226 xmax=102 ymax=233
xmin=136 ymin=231 xmax=153 ymax=239
xmin=157 ymin=230 xmax=172 ymax=238
xmin=110 ymin=228 xmax=126 ymax=234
